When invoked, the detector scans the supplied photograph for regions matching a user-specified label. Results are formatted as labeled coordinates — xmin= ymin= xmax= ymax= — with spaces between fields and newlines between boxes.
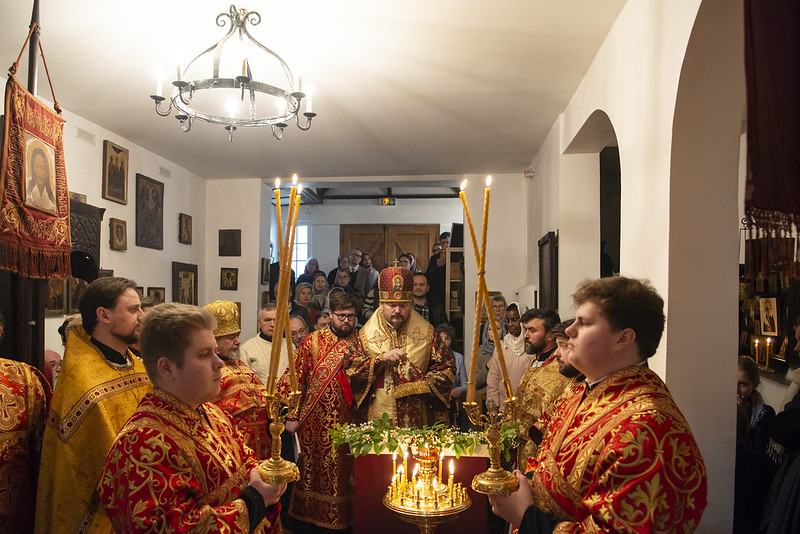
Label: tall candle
xmin=754 ymin=338 xmax=760 ymax=366
xmin=438 ymin=452 xmax=443 ymax=482
xmin=155 ymin=76 xmax=163 ymax=97
xmin=766 ymin=338 xmax=771 ymax=367
xmin=282 ymin=184 xmax=302 ymax=391
xmin=403 ymin=450 xmax=408 ymax=482
xmin=459 ymin=180 xmax=483 ymax=404
xmin=393 ymin=452 xmax=397 ymax=477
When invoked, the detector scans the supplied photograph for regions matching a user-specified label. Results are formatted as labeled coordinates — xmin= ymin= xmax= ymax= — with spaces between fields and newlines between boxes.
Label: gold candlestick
xmin=256 ymin=393 xmax=300 ymax=484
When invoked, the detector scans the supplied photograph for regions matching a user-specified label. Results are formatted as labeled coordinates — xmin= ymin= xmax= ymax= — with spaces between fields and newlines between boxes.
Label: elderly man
xmin=240 ymin=304 xmax=289 ymax=387
xmin=347 ymin=265 xmax=455 ymax=427
xmin=205 ymin=300 xmax=271 ymax=460
xmin=98 ymin=303 xmax=285 ymax=533
xmin=489 ymin=277 xmax=708 ymax=533
xmin=36 ymin=277 xmax=151 ymax=534
xmin=278 ymin=292 xmax=363 ymax=532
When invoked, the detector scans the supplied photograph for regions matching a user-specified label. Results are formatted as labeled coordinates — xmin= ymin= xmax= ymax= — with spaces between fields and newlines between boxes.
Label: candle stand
xmin=463 ymin=398 xmax=519 ymax=496
xmin=257 ymin=391 xmax=301 ymax=484
xmin=383 ymin=446 xmax=470 ymax=534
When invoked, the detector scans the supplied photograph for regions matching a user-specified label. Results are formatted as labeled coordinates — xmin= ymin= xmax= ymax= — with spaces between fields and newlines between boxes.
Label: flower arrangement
xmin=329 ymin=412 xmax=519 ymax=460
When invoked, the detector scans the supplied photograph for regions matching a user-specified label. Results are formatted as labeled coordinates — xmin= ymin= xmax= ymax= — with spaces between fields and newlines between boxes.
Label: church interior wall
xmin=42 ymin=102 xmax=207 ymax=354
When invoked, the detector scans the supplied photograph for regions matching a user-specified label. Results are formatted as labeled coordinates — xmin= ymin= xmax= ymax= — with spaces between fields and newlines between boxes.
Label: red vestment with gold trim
xmin=214 ymin=358 xmax=270 ymax=460
xmin=0 ymin=358 xmax=50 ymax=534
xmin=98 ymin=388 xmax=279 ymax=533
xmin=527 ymin=366 xmax=708 ymax=533
xmin=277 ymin=327 xmax=361 ymax=530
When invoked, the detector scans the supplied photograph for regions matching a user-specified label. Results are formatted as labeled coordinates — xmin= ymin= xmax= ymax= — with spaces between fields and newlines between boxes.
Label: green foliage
xmin=328 ymin=413 xmax=519 ymax=458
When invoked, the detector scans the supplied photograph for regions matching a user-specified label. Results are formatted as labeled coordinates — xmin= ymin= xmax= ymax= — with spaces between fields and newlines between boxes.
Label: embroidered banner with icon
xmin=0 ymin=74 xmax=71 ymax=278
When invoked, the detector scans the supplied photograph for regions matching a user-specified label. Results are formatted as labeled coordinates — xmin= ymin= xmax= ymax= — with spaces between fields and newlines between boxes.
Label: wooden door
xmin=339 ymin=224 xmax=440 ymax=271
xmin=385 ymin=225 xmax=439 ymax=271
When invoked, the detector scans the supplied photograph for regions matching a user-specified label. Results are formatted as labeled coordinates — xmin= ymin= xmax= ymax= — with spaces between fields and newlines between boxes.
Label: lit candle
xmin=403 ymin=450 xmax=408 ymax=482
xmin=397 ymin=465 xmax=404 ymax=492
xmin=448 ymin=459 xmax=454 ymax=500
xmin=766 ymin=338 xmax=771 ymax=367
xmin=390 ymin=474 xmax=396 ymax=500
xmin=412 ymin=463 xmax=419 ymax=486
xmin=282 ymin=181 xmax=302 ymax=391
xmin=438 ymin=452 xmax=443 ymax=482
xmin=392 ymin=452 xmax=397 ymax=477
xmin=754 ymin=338 xmax=760 ymax=366
xmin=459 ymin=179 xmax=483 ymax=404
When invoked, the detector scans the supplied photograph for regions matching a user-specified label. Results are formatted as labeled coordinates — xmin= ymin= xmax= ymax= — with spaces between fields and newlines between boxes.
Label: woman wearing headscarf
xmin=297 ymin=258 xmax=325 ymax=285
xmin=309 ymin=272 xmax=329 ymax=311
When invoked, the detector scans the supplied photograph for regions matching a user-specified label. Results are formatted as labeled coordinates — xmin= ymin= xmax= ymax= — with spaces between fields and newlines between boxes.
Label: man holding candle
xmin=97 ymin=303 xmax=285 ymax=533
xmin=489 ymin=277 xmax=708 ymax=532
xmin=347 ymin=265 xmax=455 ymax=428
xmin=204 ymin=300 xmax=271 ymax=460
xmin=277 ymin=292 xmax=362 ymax=532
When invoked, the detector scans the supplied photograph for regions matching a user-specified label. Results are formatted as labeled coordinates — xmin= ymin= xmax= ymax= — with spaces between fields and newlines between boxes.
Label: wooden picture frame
xmin=98 ymin=268 xmax=114 ymax=278
xmin=134 ymin=286 xmax=144 ymax=298
xmin=221 ymin=267 xmax=239 ymax=290
xmin=147 ymin=286 xmax=166 ymax=304
xmin=45 ymin=278 xmax=67 ymax=316
xmin=172 ymin=262 xmax=198 ymax=305
xmin=136 ymin=173 xmax=164 ymax=250
xmin=109 ymin=218 xmax=127 ymax=251
xmin=178 ymin=213 xmax=192 ymax=244
xmin=219 ymin=229 xmax=241 ymax=256
xmin=261 ymin=257 xmax=269 ymax=285
xmin=102 ymin=140 xmax=129 ymax=204
xmin=69 ymin=191 xmax=87 ymax=203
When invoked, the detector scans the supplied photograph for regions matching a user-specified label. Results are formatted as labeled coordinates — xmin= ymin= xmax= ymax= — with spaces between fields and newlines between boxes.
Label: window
xmin=291 ymin=225 xmax=309 ymax=276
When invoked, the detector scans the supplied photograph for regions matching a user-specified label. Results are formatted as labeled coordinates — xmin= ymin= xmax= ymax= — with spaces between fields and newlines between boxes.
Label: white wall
xmin=203 ymin=178 xmax=263 ymax=328
xmin=43 ymin=103 xmax=206 ymax=353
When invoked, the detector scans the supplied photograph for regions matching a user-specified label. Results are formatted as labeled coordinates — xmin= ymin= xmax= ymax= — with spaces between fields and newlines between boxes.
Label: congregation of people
xmin=2 ymin=231 xmax=800 ymax=533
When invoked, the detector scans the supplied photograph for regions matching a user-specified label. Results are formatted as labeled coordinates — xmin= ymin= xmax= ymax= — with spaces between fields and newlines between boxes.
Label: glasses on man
xmin=332 ymin=312 xmax=357 ymax=322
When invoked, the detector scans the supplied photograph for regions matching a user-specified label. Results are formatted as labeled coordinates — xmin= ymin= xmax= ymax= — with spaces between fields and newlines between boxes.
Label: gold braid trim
xmin=393 ymin=381 xmax=431 ymax=399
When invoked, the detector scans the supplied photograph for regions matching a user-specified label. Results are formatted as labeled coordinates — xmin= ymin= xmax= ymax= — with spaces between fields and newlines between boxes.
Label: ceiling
xmin=1 ymin=1 xmax=626 ymax=190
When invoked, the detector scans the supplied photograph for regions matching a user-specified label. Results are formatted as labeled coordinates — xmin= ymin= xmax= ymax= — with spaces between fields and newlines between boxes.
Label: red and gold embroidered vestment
xmin=98 ymin=388 xmax=279 ymax=533
xmin=214 ymin=358 xmax=270 ymax=460
xmin=527 ymin=366 xmax=708 ymax=533
xmin=348 ymin=310 xmax=454 ymax=427
xmin=277 ymin=327 xmax=360 ymax=530
xmin=0 ymin=358 xmax=49 ymax=534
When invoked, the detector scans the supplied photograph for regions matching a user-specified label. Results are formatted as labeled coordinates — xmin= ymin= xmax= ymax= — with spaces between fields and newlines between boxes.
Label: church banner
xmin=0 ymin=74 xmax=71 ymax=278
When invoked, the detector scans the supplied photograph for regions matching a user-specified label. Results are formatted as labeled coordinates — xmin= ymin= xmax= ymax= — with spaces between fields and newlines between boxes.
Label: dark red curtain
xmin=744 ymin=0 xmax=800 ymax=227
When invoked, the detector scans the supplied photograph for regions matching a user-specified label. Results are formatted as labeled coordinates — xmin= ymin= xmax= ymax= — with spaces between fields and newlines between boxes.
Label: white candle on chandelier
xmin=306 ymin=91 xmax=313 ymax=113
xmin=176 ymin=64 xmax=182 ymax=82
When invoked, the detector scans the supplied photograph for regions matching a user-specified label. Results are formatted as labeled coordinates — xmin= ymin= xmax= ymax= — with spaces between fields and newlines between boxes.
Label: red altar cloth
xmin=353 ymin=453 xmax=488 ymax=534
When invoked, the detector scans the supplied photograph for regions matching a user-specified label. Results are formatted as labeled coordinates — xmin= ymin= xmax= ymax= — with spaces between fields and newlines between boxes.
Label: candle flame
xmin=404 ymin=451 xmax=408 ymax=459
xmin=275 ymin=177 xmax=280 ymax=189
xmin=393 ymin=452 xmax=397 ymax=461
xmin=440 ymin=451 xmax=445 ymax=460
xmin=755 ymin=339 xmax=759 ymax=345
xmin=460 ymin=179 xmax=467 ymax=192
xmin=398 ymin=465 xmax=404 ymax=475
xmin=292 ymin=173 xmax=298 ymax=185
xmin=412 ymin=464 xmax=419 ymax=476
xmin=486 ymin=175 xmax=492 ymax=187
xmin=449 ymin=459 xmax=454 ymax=475
xmin=297 ymin=184 xmax=303 ymax=194
xmin=391 ymin=474 xmax=397 ymax=483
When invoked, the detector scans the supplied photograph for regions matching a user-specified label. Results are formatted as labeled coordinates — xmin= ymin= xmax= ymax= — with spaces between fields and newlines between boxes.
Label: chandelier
xmin=150 ymin=4 xmax=315 ymax=141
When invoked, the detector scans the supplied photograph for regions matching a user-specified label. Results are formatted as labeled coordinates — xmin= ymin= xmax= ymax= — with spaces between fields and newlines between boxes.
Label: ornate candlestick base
xmin=257 ymin=393 xmax=300 ymax=484
xmin=464 ymin=399 xmax=520 ymax=496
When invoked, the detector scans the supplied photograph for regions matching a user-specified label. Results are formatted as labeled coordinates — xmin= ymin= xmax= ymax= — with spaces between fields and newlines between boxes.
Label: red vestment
xmin=277 ymin=327 xmax=360 ymax=530
xmin=0 ymin=358 xmax=50 ymax=534
xmin=527 ymin=366 xmax=708 ymax=533
xmin=214 ymin=358 xmax=270 ymax=460
xmin=98 ymin=388 xmax=279 ymax=533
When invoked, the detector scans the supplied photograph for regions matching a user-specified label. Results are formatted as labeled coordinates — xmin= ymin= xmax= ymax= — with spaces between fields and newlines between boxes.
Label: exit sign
xmin=380 ymin=197 xmax=396 ymax=206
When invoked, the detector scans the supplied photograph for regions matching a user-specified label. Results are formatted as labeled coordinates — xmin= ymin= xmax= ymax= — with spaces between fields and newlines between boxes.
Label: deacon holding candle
xmin=347 ymin=264 xmax=455 ymax=428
